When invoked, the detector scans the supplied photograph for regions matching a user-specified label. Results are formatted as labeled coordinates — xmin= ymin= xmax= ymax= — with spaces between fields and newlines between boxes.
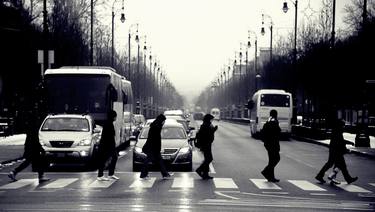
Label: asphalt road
xmin=0 ymin=120 xmax=374 ymax=211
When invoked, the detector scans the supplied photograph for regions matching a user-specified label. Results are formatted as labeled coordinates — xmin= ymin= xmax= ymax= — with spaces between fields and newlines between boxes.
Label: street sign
xmin=38 ymin=50 xmax=43 ymax=64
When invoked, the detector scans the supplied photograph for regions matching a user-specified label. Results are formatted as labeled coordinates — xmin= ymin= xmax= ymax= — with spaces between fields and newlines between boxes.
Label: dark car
xmin=133 ymin=120 xmax=193 ymax=171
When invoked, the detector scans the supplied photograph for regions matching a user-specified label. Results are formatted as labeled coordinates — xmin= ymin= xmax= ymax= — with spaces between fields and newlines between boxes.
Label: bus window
xmin=260 ymin=94 xmax=290 ymax=107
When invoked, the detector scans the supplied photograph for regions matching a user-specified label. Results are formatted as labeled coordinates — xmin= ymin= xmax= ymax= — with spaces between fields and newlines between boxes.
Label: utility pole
xmin=42 ymin=0 xmax=48 ymax=79
xmin=90 ymin=0 xmax=94 ymax=65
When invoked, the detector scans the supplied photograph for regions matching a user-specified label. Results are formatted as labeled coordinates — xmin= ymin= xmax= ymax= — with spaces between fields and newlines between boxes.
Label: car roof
xmin=164 ymin=110 xmax=184 ymax=115
xmin=45 ymin=114 xmax=92 ymax=119
xmin=144 ymin=119 xmax=181 ymax=127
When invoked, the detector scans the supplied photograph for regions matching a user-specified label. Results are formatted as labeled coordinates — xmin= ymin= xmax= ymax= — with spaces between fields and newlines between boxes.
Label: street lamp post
xmin=248 ymin=30 xmax=258 ymax=93
xmin=261 ymin=13 xmax=273 ymax=63
xmin=128 ymin=23 xmax=138 ymax=81
xmin=282 ymin=0 xmax=298 ymax=72
xmin=111 ymin=0 xmax=125 ymax=68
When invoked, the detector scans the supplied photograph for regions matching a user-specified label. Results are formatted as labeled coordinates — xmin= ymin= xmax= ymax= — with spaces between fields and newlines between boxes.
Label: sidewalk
xmin=0 ymin=134 xmax=26 ymax=166
xmin=293 ymin=132 xmax=375 ymax=159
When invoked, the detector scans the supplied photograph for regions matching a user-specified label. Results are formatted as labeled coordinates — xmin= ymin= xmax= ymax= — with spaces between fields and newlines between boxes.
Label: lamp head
xmin=261 ymin=27 xmax=265 ymax=36
xmin=135 ymin=34 xmax=139 ymax=43
xmin=283 ymin=2 xmax=289 ymax=13
xmin=248 ymin=41 xmax=251 ymax=48
xmin=120 ymin=13 xmax=126 ymax=23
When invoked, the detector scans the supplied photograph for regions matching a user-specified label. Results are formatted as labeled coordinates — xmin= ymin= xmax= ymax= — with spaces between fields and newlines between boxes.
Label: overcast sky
xmin=111 ymin=0 xmax=352 ymax=104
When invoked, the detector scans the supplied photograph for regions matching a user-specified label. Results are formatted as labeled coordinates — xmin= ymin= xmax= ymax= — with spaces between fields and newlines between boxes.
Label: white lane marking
xmin=88 ymin=179 xmax=116 ymax=188
xmin=249 ymin=179 xmax=281 ymax=190
xmin=288 ymin=180 xmax=326 ymax=191
xmin=209 ymin=163 xmax=216 ymax=174
xmin=369 ymin=183 xmax=375 ymax=187
xmin=213 ymin=178 xmax=238 ymax=189
xmin=336 ymin=183 xmax=372 ymax=193
xmin=171 ymin=177 xmax=194 ymax=188
xmin=310 ymin=193 xmax=336 ymax=196
xmin=0 ymin=179 xmax=37 ymax=189
xmin=40 ymin=178 xmax=78 ymax=189
xmin=129 ymin=177 xmax=156 ymax=188
xmin=262 ymin=191 xmax=289 ymax=195
xmin=215 ymin=191 xmax=240 ymax=200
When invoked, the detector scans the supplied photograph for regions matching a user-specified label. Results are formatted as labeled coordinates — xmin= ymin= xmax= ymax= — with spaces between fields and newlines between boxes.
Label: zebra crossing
xmin=0 ymin=175 xmax=374 ymax=195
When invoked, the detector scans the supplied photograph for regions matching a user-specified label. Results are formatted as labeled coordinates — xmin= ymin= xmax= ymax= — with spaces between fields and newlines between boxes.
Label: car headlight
xmin=134 ymin=146 xmax=143 ymax=153
xmin=179 ymin=147 xmax=190 ymax=154
xmin=79 ymin=139 xmax=92 ymax=146
xmin=39 ymin=139 xmax=47 ymax=146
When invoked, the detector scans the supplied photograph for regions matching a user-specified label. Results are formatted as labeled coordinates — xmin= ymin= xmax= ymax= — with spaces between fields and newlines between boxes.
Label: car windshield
xmin=140 ymin=127 xmax=186 ymax=139
xmin=41 ymin=118 xmax=89 ymax=132
xmin=134 ymin=115 xmax=145 ymax=124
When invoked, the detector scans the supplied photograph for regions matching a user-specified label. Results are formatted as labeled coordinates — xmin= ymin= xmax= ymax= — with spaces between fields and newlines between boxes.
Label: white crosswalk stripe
xmin=288 ymin=180 xmax=326 ymax=191
xmin=0 ymin=176 xmax=374 ymax=195
xmin=249 ymin=179 xmax=281 ymax=190
xmin=129 ymin=177 xmax=156 ymax=188
xmin=171 ymin=177 xmax=194 ymax=188
xmin=336 ymin=183 xmax=372 ymax=193
xmin=40 ymin=178 xmax=78 ymax=189
xmin=213 ymin=178 xmax=238 ymax=189
xmin=0 ymin=179 xmax=37 ymax=189
xmin=88 ymin=179 xmax=117 ymax=188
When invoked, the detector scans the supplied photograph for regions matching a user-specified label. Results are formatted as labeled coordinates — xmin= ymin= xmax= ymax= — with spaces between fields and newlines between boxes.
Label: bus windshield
xmin=260 ymin=94 xmax=290 ymax=107
xmin=45 ymin=74 xmax=111 ymax=114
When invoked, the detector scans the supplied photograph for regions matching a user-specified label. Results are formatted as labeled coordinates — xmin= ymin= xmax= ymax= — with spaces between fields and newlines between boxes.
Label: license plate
xmin=162 ymin=155 xmax=171 ymax=160
xmin=56 ymin=153 xmax=65 ymax=158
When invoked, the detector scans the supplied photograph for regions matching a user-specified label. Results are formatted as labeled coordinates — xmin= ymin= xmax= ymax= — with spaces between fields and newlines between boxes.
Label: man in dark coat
xmin=97 ymin=110 xmax=119 ymax=181
xmin=140 ymin=114 xmax=172 ymax=179
xmin=196 ymin=114 xmax=218 ymax=180
xmin=8 ymin=113 xmax=50 ymax=183
xmin=261 ymin=109 xmax=281 ymax=182
xmin=315 ymin=119 xmax=358 ymax=184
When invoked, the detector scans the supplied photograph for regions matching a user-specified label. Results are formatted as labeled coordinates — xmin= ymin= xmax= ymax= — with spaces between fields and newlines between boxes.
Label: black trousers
xmin=97 ymin=149 xmax=118 ymax=177
xmin=317 ymin=153 xmax=353 ymax=181
xmin=13 ymin=154 xmax=45 ymax=178
xmin=262 ymin=149 xmax=280 ymax=179
xmin=140 ymin=152 xmax=169 ymax=178
xmin=196 ymin=146 xmax=213 ymax=176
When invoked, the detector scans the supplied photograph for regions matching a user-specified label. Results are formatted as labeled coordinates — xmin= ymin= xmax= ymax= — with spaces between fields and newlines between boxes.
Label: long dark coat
xmin=98 ymin=120 xmax=116 ymax=153
xmin=142 ymin=121 xmax=163 ymax=155
xmin=262 ymin=118 xmax=281 ymax=152
xmin=198 ymin=122 xmax=217 ymax=151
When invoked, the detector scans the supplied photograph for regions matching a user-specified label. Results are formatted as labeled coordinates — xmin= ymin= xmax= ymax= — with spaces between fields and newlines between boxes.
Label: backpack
xmin=194 ymin=129 xmax=202 ymax=149
xmin=260 ymin=121 xmax=270 ymax=142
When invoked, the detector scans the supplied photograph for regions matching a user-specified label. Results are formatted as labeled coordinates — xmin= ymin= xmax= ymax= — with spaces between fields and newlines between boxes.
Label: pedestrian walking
xmin=261 ymin=109 xmax=281 ymax=182
xmin=315 ymin=119 xmax=358 ymax=184
xmin=97 ymin=110 xmax=119 ymax=181
xmin=195 ymin=114 xmax=218 ymax=180
xmin=8 ymin=112 xmax=50 ymax=183
xmin=140 ymin=114 xmax=173 ymax=179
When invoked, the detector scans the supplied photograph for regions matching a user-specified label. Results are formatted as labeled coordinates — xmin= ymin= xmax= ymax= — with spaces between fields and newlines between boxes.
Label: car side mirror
xmin=93 ymin=128 xmax=101 ymax=134
xmin=189 ymin=126 xmax=195 ymax=131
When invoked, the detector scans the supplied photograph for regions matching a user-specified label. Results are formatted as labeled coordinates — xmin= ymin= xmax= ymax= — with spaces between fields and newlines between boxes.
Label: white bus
xmin=43 ymin=66 xmax=134 ymax=147
xmin=248 ymin=89 xmax=293 ymax=137
xmin=210 ymin=108 xmax=220 ymax=121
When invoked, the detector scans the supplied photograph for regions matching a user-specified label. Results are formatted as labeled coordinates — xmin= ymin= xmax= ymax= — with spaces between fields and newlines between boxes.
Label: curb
xmin=0 ymin=157 xmax=24 ymax=167
xmin=292 ymin=135 xmax=375 ymax=160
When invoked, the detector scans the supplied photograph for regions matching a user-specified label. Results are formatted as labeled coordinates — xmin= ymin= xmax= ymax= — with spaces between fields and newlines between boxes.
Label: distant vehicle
xmin=210 ymin=108 xmax=220 ymax=121
xmin=193 ymin=112 xmax=205 ymax=121
xmin=164 ymin=110 xmax=185 ymax=119
xmin=123 ymin=112 xmax=136 ymax=140
xmin=133 ymin=114 xmax=146 ymax=138
xmin=43 ymin=66 xmax=134 ymax=148
xmin=39 ymin=114 xmax=102 ymax=165
xmin=133 ymin=120 xmax=193 ymax=171
xmin=248 ymin=89 xmax=293 ymax=137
